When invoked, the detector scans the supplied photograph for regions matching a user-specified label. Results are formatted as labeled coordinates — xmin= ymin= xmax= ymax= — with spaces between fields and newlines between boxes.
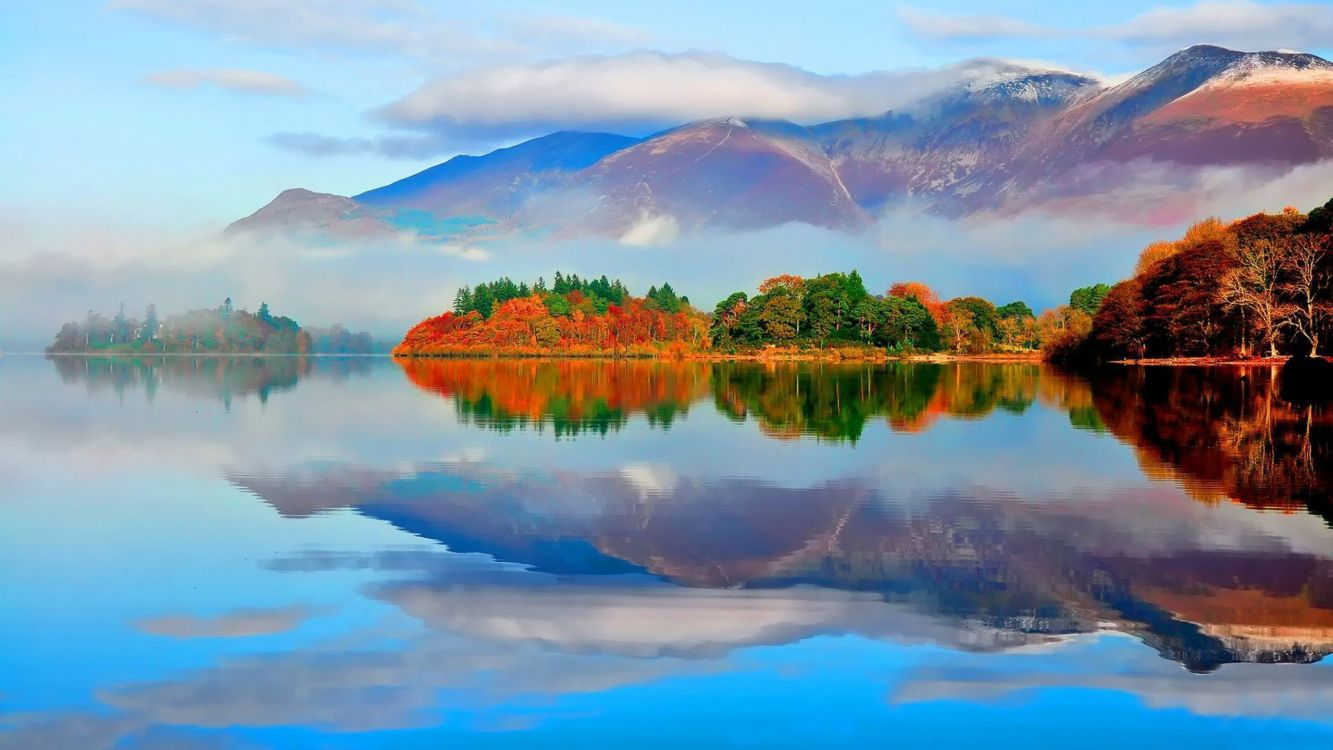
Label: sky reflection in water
xmin=2 ymin=355 xmax=1332 ymax=749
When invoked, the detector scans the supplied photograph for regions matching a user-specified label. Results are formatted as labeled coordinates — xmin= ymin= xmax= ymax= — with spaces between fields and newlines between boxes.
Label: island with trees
xmin=46 ymin=299 xmax=386 ymax=356
xmin=47 ymin=299 xmax=313 ymax=354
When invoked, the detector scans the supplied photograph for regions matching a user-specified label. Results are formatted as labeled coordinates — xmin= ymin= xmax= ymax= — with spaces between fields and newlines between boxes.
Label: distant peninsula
xmin=48 ymin=299 xmax=314 ymax=354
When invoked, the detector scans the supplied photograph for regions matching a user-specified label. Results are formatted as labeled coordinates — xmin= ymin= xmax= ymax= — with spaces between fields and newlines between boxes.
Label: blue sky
xmin=4 ymin=0 xmax=1332 ymax=230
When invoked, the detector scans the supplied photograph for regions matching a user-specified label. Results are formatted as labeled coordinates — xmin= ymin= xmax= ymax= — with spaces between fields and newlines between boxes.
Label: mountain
xmin=228 ymin=188 xmax=399 ymax=238
xmin=354 ymin=131 xmax=640 ymax=221
xmin=576 ymin=118 xmax=869 ymax=232
xmin=1021 ymin=46 xmax=1333 ymax=178
xmin=228 ymin=45 xmax=1333 ymax=240
xmin=814 ymin=70 xmax=1101 ymax=212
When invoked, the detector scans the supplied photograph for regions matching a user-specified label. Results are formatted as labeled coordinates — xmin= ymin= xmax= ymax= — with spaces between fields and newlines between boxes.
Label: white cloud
xmin=896 ymin=2 xmax=1333 ymax=53
xmin=145 ymin=68 xmax=306 ymax=97
xmin=377 ymin=51 xmax=1075 ymax=138
xmin=618 ymin=212 xmax=681 ymax=247
xmin=378 ymin=578 xmax=1056 ymax=659
xmin=618 ymin=462 xmax=679 ymax=497
xmin=894 ymin=643 xmax=1333 ymax=720
xmin=111 ymin=0 xmax=655 ymax=64
xmin=440 ymin=243 xmax=491 ymax=261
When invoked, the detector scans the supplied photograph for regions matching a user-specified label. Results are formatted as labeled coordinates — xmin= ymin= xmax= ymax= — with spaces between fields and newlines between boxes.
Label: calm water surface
xmin=2 ymin=355 xmax=1332 ymax=749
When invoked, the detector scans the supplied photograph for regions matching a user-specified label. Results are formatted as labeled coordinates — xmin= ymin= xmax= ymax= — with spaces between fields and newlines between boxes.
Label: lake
xmin=2 ymin=355 xmax=1332 ymax=749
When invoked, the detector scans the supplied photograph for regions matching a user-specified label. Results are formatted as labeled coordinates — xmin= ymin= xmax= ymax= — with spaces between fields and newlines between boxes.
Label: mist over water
xmin=5 ymin=155 xmax=1331 ymax=352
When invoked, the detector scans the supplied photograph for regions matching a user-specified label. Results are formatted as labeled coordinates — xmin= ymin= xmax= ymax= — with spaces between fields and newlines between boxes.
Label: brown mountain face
xmin=814 ymin=71 xmax=1102 ymax=213
xmin=1007 ymin=46 xmax=1333 ymax=205
xmin=230 ymin=46 xmax=1333 ymax=239
xmin=575 ymin=118 xmax=869 ymax=232
xmin=227 ymin=188 xmax=399 ymax=238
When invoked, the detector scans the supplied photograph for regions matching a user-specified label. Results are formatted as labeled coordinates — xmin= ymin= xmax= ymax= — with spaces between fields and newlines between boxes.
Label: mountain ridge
xmin=229 ymin=45 xmax=1333 ymax=239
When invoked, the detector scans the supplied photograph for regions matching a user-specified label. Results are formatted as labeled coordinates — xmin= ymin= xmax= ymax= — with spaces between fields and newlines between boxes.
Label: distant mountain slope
xmin=576 ymin=118 xmax=868 ymax=231
xmin=228 ymin=188 xmax=398 ymax=238
xmin=1026 ymin=47 xmax=1333 ymax=171
xmin=229 ymin=45 xmax=1333 ymax=240
xmin=815 ymin=70 xmax=1100 ymax=212
xmin=354 ymin=131 xmax=640 ymax=219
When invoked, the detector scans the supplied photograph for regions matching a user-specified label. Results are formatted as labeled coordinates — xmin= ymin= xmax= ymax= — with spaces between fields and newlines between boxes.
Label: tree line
xmin=710 ymin=271 xmax=1075 ymax=355
xmin=1046 ymin=196 xmax=1333 ymax=363
xmin=401 ymin=269 xmax=1112 ymax=358
xmin=452 ymin=272 xmax=689 ymax=320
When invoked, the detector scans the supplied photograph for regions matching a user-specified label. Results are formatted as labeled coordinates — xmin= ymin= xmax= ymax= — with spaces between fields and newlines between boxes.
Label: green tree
xmin=647 ymin=282 xmax=683 ymax=313
xmin=949 ymin=297 xmax=1000 ymax=338
xmin=543 ymin=294 xmax=572 ymax=317
xmin=472 ymin=285 xmax=494 ymax=318
xmin=710 ymin=292 xmax=749 ymax=345
xmin=141 ymin=303 xmax=158 ymax=342
xmin=853 ymin=297 xmax=886 ymax=340
xmin=112 ymin=303 xmax=130 ymax=344
xmin=453 ymin=286 xmax=472 ymax=315
xmin=1301 ymin=196 xmax=1332 ymax=234
xmin=759 ymin=291 xmax=804 ymax=340
xmin=1069 ymin=284 xmax=1112 ymax=316
xmin=808 ymin=293 xmax=839 ymax=341
xmin=881 ymin=296 xmax=942 ymax=351
xmin=996 ymin=301 xmax=1034 ymax=320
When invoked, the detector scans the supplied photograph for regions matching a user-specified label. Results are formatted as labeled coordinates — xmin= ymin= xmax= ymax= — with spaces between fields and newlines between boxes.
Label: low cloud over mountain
xmin=238 ymin=45 xmax=1333 ymax=241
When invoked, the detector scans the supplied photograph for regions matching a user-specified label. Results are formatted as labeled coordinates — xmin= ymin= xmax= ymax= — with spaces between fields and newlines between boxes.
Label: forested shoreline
xmin=393 ymin=270 xmax=1102 ymax=359
xmin=1047 ymin=197 xmax=1333 ymax=364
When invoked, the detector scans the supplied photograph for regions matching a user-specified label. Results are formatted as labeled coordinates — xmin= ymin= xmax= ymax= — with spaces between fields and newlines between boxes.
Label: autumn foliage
xmin=1046 ymin=196 xmax=1333 ymax=363
xmin=395 ymin=278 xmax=710 ymax=357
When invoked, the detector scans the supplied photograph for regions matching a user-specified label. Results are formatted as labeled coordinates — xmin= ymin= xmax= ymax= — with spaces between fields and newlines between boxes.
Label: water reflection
xmin=394 ymin=359 xmax=1332 ymax=511
xmin=47 ymin=354 xmax=374 ymax=407
xmin=5 ymin=355 xmax=1333 ymax=748
xmin=398 ymin=358 xmax=1061 ymax=442
xmin=398 ymin=359 xmax=705 ymax=436
xmin=1090 ymin=366 xmax=1333 ymax=523
xmin=712 ymin=362 xmax=1045 ymax=440
xmin=234 ymin=459 xmax=1333 ymax=673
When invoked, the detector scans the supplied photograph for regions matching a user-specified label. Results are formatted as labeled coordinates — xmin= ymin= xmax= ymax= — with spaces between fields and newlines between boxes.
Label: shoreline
xmin=38 ymin=351 xmax=387 ymax=358
xmin=1106 ymin=356 xmax=1325 ymax=367
xmin=34 ymin=351 xmax=1324 ymax=367
xmin=390 ymin=349 xmax=1047 ymax=364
